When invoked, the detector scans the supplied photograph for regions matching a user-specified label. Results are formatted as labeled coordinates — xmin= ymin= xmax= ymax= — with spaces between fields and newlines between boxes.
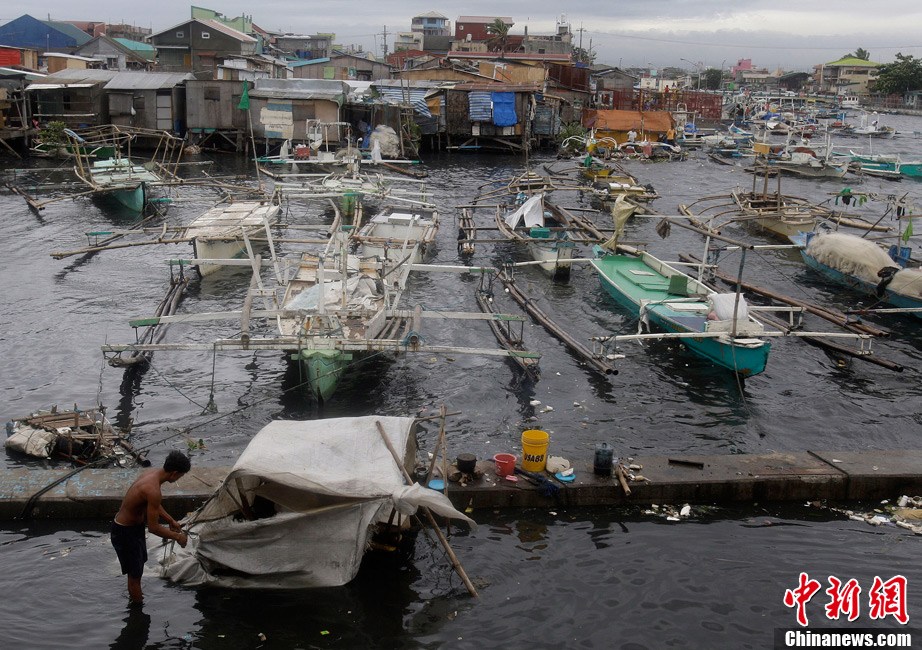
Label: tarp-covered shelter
xmin=582 ymin=108 xmax=675 ymax=142
xmin=430 ymin=82 xmax=541 ymax=152
xmin=157 ymin=417 xmax=475 ymax=588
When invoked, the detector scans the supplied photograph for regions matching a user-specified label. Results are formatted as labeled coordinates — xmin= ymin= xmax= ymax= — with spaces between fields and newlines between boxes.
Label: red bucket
xmin=493 ymin=453 xmax=516 ymax=477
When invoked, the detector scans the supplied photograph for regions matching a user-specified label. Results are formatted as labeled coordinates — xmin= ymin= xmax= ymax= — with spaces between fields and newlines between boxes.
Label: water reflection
xmin=109 ymin=607 xmax=150 ymax=650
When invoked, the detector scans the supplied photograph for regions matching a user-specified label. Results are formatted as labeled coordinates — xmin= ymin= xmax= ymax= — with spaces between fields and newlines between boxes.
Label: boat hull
xmin=591 ymin=253 xmax=770 ymax=376
xmin=527 ymin=240 xmax=575 ymax=280
xmin=793 ymin=234 xmax=922 ymax=320
xmin=103 ymin=183 xmax=146 ymax=213
xmin=295 ymin=349 xmax=353 ymax=403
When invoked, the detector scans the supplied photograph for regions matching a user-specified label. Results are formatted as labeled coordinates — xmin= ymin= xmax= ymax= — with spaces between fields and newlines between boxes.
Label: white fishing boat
xmin=184 ymin=199 xmax=282 ymax=276
xmin=496 ymin=193 xmax=576 ymax=281
xmin=352 ymin=205 xmax=439 ymax=268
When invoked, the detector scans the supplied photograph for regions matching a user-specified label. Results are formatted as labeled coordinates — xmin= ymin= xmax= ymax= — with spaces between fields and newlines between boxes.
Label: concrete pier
xmin=0 ymin=450 xmax=919 ymax=520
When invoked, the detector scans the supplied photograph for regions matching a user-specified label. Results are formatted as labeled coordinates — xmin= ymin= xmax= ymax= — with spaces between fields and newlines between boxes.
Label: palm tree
xmin=846 ymin=48 xmax=870 ymax=61
xmin=486 ymin=18 xmax=510 ymax=55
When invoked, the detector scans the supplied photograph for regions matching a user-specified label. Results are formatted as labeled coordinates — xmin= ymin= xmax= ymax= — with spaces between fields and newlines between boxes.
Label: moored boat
xmin=791 ymin=230 xmax=922 ymax=319
xmin=591 ymin=248 xmax=771 ymax=376
xmin=352 ymin=205 xmax=439 ymax=268
xmin=185 ymin=198 xmax=282 ymax=276
xmin=496 ymin=193 xmax=576 ymax=281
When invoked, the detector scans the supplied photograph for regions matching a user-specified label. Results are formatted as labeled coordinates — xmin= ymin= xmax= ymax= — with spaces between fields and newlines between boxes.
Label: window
xmin=202 ymin=32 xmax=210 ymax=39
xmin=176 ymin=31 xmax=184 ymax=38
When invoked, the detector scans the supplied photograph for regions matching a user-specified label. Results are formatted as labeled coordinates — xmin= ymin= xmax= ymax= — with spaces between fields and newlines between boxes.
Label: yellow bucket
xmin=521 ymin=429 xmax=550 ymax=472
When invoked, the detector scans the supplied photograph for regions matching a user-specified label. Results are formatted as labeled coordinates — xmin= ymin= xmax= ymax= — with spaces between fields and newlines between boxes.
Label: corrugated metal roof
xmin=249 ymin=78 xmax=348 ymax=103
xmin=39 ymin=69 xmax=118 ymax=83
xmin=113 ymin=38 xmax=156 ymax=53
xmin=201 ymin=19 xmax=257 ymax=43
xmin=375 ymin=85 xmax=432 ymax=117
xmin=153 ymin=18 xmax=256 ymax=43
xmin=289 ymin=57 xmax=330 ymax=67
xmin=104 ymin=71 xmax=193 ymax=90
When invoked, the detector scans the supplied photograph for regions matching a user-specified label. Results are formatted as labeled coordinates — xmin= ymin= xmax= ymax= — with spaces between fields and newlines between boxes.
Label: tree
xmin=874 ymin=53 xmax=922 ymax=94
xmin=851 ymin=48 xmax=870 ymax=61
xmin=572 ymin=47 xmax=595 ymax=65
xmin=486 ymin=18 xmax=510 ymax=54
xmin=703 ymin=68 xmax=723 ymax=90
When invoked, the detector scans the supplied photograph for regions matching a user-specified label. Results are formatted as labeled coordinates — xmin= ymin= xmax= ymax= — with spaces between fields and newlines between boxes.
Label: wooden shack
xmin=432 ymin=82 xmax=540 ymax=152
xmin=103 ymin=71 xmax=192 ymax=133
xmin=26 ymin=69 xmax=112 ymax=128
xmin=185 ymin=78 xmax=348 ymax=151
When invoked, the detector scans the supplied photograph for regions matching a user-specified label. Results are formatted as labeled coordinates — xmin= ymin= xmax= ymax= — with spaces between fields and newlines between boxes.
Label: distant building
xmin=274 ymin=34 xmax=334 ymax=60
xmin=814 ymin=56 xmax=880 ymax=96
xmin=289 ymin=54 xmax=392 ymax=82
xmin=64 ymin=21 xmax=151 ymax=42
xmin=150 ymin=18 xmax=258 ymax=76
xmin=412 ymin=11 xmax=450 ymax=37
xmin=522 ymin=15 xmax=572 ymax=57
xmin=74 ymin=35 xmax=154 ymax=71
xmin=0 ymin=15 xmax=91 ymax=54
xmin=455 ymin=16 xmax=513 ymax=42
xmin=591 ymin=67 xmax=636 ymax=108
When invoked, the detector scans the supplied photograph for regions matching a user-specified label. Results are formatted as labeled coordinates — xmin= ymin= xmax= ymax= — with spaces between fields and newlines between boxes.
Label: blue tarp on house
xmin=491 ymin=91 xmax=517 ymax=127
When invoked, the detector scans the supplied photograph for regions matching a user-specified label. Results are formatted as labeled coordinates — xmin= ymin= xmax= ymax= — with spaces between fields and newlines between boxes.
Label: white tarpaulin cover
xmin=504 ymin=194 xmax=546 ymax=229
xmin=807 ymin=232 xmax=922 ymax=296
xmin=156 ymin=417 xmax=475 ymax=588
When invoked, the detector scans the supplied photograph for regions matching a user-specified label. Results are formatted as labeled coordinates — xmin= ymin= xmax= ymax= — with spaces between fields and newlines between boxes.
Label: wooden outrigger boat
xmin=278 ymin=235 xmax=404 ymax=403
xmin=67 ymin=125 xmax=184 ymax=213
xmin=791 ymin=230 xmax=922 ymax=319
xmin=679 ymin=169 xmax=891 ymax=240
xmin=351 ymin=205 xmax=439 ymax=268
xmin=4 ymin=405 xmax=144 ymax=467
xmin=495 ymin=193 xmax=577 ymax=281
xmin=591 ymin=246 xmax=772 ymax=376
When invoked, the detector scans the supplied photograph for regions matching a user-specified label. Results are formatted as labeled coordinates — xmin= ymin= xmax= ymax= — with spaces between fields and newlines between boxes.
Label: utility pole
xmin=576 ymin=23 xmax=585 ymax=62
xmin=380 ymin=25 xmax=389 ymax=58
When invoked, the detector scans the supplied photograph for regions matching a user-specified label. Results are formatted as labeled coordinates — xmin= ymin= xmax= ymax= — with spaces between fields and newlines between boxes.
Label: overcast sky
xmin=5 ymin=1 xmax=922 ymax=71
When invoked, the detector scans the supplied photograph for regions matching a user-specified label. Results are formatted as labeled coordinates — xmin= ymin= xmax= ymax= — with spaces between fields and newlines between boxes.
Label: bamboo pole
xmin=374 ymin=420 xmax=478 ymax=598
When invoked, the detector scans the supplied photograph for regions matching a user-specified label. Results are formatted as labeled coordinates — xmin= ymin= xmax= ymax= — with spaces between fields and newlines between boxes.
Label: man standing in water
xmin=111 ymin=451 xmax=190 ymax=604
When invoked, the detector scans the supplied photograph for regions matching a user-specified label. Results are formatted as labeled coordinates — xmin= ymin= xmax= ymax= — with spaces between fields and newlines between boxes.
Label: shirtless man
xmin=111 ymin=451 xmax=190 ymax=604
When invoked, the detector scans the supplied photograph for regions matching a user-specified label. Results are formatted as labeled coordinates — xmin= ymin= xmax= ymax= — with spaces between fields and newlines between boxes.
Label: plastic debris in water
xmin=529 ymin=399 xmax=541 ymax=406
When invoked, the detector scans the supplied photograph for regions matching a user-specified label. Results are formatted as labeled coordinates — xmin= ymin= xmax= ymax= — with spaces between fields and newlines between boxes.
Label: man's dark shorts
xmin=111 ymin=521 xmax=147 ymax=578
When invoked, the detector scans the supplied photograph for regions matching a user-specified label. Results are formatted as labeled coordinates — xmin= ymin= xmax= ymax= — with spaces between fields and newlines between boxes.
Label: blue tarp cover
xmin=491 ymin=91 xmax=517 ymax=127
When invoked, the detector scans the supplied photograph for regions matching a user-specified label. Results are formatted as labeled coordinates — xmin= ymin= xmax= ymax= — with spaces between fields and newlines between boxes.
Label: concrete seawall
xmin=2 ymin=450 xmax=919 ymax=520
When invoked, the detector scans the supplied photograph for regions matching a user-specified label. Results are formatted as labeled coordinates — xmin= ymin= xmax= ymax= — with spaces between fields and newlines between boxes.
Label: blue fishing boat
xmin=791 ymin=231 xmax=922 ymax=319
xmin=591 ymin=247 xmax=771 ymax=376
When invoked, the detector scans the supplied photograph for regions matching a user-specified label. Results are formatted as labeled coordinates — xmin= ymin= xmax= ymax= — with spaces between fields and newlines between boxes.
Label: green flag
xmin=237 ymin=82 xmax=250 ymax=110
xmin=902 ymin=217 xmax=913 ymax=243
